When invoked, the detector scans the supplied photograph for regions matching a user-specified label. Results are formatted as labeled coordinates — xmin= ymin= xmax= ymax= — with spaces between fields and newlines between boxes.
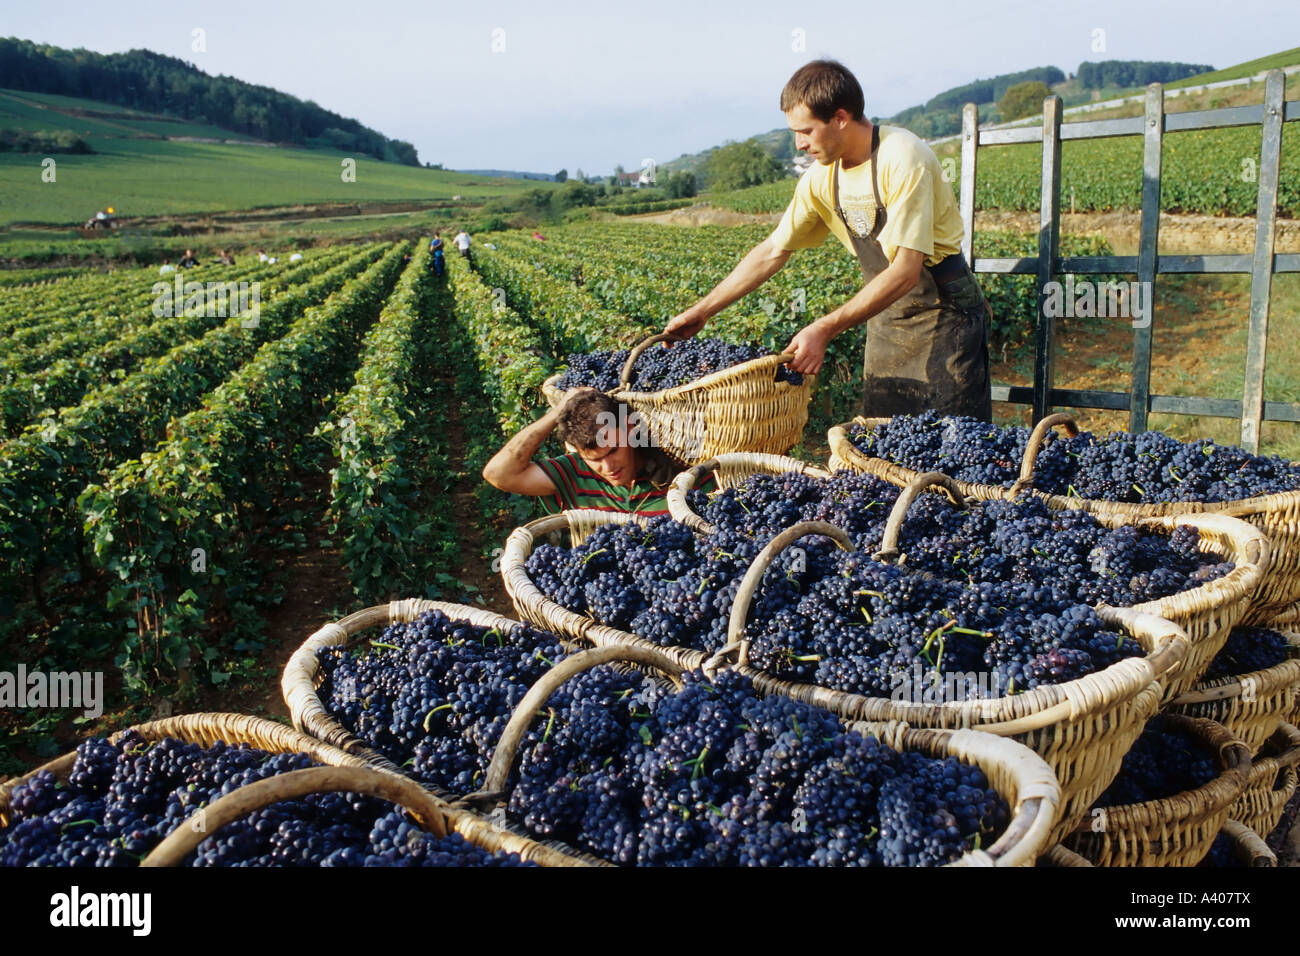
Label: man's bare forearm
xmin=817 ymin=253 xmax=923 ymax=337
xmin=482 ymin=405 xmax=563 ymax=485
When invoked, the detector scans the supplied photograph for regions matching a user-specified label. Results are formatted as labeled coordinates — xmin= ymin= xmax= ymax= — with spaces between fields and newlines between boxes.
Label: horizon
xmin=3 ymin=0 xmax=1295 ymax=174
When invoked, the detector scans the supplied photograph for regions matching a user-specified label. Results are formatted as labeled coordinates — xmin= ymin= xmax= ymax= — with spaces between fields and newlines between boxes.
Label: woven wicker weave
xmin=501 ymin=507 xmax=1189 ymax=846
xmin=829 ymin=413 xmax=1300 ymax=622
xmin=0 ymin=712 xmax=591 ymax=867
xmin=1062 ymin=715 xmax=1252 ymax=867
xmin=542 ymin=333 xmax=814 ymax=465
xmin=1166 ymin=632 xmax=1300 ymax=753
xmin=1036 ymin=844 xmax=1094 ymax=867
xmin=1228 ymin=721 xmax=1300 ymax=838
xmin=454 ymin=643 xmax=1060 ymax=867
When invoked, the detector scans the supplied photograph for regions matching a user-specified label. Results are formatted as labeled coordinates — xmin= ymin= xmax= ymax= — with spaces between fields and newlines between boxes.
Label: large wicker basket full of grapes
xmin=1061 ymin=715 xmax=1252 ymax=867
xmin=500 ymin=503 xmax=1191 ymax=846
xmin=1228 ymin=721 xmax=1300 ymax=838
xmin=279 ymin=598 xmax=560 ymax=778
xmin=450 ymin=644 xmax=1062 ymax=867
xmin=829 ymin=412 xmax=1300 ymax=622
xmin=541 ymin=333 xmax=814 ymax=465
xmin=0 ymin=712 xmax=589 ymax=867
xmin=670 ymin=455 xmax=1268 ymax=704
xmin=1165 ymin=629 xmax=1300 ymax=754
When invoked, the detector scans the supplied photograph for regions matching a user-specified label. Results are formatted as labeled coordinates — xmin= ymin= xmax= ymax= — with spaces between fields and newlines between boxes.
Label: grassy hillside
xmin=1166 ymin=46 xmax=1300 ymax=88
xmin=0 ymin=86 xmax=547 ymax=226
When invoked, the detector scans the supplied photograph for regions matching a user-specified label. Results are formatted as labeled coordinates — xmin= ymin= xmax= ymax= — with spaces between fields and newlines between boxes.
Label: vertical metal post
xmin=1240 ymin=70 xmax=1284 ymax=454
xmin=960 ymin=103 xmax=979 ymax=267
xmin=1033 ymin=95 xmax=1063 ymax=424
xmin=1130 ymin=83 xmax=1164 ymax=434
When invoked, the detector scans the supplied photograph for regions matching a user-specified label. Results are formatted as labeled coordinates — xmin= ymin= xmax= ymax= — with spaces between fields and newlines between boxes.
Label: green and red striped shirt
xmin=536 ymin=453 xmax=717 ymax=517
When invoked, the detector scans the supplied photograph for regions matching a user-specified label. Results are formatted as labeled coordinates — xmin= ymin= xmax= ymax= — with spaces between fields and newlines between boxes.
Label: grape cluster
xmin=526 ymin=471 xmax=1235 ymax=699
xmin=1093 ymin=716 xmax=1219 ymax=808
xmin=316 ymin=609 xmax=570 ymax=794
xmin=847 ymin=412 xmax=1300 ymax=503
xmin=190 ymin=797 xmax=530 ymax=868
xmin=504 ymin=666 xmax=1010 ymax=866
xmin=1201 ymin=627 xmax=1291 ymax=681
xmin=0 ymin=732 xmax=529 ymax=867
xmin=554 ymin=338 xmax=803 ymax=392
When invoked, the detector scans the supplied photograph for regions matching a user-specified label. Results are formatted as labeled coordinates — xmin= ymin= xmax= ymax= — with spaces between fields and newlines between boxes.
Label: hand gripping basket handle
xmin=705 ymin=521 xmax=855 ymax=675
xmin=1006 ymin=413 xmax=1079 ymax=499
xmin=618 ymin=332 xmax=684 ymax=389
xmin=456 ymin=645 xmax=687 ymax=811
xmin=873 ymin=471 xmax=970 ymax=564
xmin=140 ymin=765 xmax=451 ymax=866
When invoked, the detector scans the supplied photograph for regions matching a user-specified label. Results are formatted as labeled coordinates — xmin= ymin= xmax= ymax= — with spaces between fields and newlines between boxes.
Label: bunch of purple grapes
xmin=0 ymin=731 xmax=529 ymax=867
xmin=316 ymin=609 xmax=570 ymax=794
xmin=504 ymin=665 xmax=1010 ymax=866
xmin=554 ymin=338 xmax=802 ymax=392
xmin=847 ymin=411 xmax=1300 ymax=503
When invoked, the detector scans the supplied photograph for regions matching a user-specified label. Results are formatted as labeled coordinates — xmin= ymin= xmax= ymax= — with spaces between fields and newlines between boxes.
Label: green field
xmin=0 ymin=86 xmax=551 ymax=226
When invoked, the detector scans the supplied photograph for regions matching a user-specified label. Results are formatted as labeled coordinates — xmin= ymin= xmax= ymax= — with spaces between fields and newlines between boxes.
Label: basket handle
xmin=618 ymin=332 xmax=684 ymax=389
xmin=704 ymin=521 xmax=855 ymax=675
xmin=1006 ymin=413 xmax=1079 ymax=499
xmin=455 ymin=645 xmax=686 ymax=811
xmin=873 ymin=471 xmax=970 ymax=564
xmin=140 ymin=765 xmax=451 ymax=866
xmin=668 ymin=458 xmax=721 ymax=534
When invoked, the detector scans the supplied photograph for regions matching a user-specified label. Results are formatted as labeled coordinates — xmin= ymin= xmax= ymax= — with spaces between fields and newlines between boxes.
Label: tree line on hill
xmin=885 ymin=60 xmax=1214 ymax=138
xmin=0 ymin=37 xmax=420 ymax=165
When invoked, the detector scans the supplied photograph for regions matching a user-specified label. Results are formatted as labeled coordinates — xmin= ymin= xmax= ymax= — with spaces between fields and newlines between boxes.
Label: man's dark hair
xmin=780 ymin=59 xmax=865 ymax=123
xmin=556 ymin=391 xmax=625 ymax=450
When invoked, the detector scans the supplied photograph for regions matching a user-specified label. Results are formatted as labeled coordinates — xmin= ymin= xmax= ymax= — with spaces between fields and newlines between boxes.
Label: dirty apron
xmin=832 ymin=128 xmax=992 ymax=421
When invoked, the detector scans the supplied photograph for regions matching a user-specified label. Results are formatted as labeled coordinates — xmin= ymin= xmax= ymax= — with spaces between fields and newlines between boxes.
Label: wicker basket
xmin=454 ymin=644 xmax=1061 ymax=867
xmin=1228 ymin=721 xmax=1300 ymax=838
xmin=831 ymin=413 xmax=1300 ymax=623
xmin=501 ymin=508 xmax=1188 ymax=846
xmin=280 ymin=598 xmax=561 ymax=780
xmin=541 ymin=332 xmax=814 ymax=465
xmin=674 ymin=460 xmax=1266 ymax=703
xmin=1036 ymin=844 xmax=1094 ymax=867
xmin=1165 ymin=632 xmax=1300 ymax=753
xmin=1062 ymin=715 xmax=1252 ymax=867
xmin=0 ymin=712 xmax=589 ymax=867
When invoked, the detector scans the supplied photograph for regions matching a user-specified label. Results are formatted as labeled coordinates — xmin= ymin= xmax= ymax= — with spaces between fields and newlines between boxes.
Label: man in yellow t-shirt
xmin=666 ymin=59 xmax=991 ymax=421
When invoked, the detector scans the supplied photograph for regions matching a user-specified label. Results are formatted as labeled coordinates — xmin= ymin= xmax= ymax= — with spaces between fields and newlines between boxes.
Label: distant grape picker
xmin=665 ymin=59 xmax=993 ymax=421
xmin=482 ymin=387 xmax=716 ymax=517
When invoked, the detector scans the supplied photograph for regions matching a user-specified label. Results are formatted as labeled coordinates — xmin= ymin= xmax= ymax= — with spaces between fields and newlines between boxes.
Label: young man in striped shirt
xmin=482 ymin=388 xmax=715 ymax=517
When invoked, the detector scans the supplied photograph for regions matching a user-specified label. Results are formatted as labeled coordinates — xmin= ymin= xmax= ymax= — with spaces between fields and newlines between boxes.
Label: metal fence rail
xmin=959 ymin=70 xmax=1296 ymax=453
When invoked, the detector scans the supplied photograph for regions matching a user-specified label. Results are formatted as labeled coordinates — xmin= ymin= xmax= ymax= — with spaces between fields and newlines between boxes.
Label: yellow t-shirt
xmin=770 ymin=125 xmax=963 ymax=267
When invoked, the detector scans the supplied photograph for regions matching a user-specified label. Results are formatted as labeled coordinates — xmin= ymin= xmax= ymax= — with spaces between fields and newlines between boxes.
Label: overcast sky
xmin=4 ymin=0 xmax=1295 ymax=173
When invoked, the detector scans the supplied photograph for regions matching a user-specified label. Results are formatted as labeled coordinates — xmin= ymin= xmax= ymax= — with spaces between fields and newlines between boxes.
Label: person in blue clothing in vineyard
xmin=429 ymin=231 xmax=446 ymax=277
xmin=665 ymin=59 xmax=993 ymax=421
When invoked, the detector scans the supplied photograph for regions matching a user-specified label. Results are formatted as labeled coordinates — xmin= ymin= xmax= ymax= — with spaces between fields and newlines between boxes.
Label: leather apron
xmin=832 ymin=127 xmax=992 ymax=421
